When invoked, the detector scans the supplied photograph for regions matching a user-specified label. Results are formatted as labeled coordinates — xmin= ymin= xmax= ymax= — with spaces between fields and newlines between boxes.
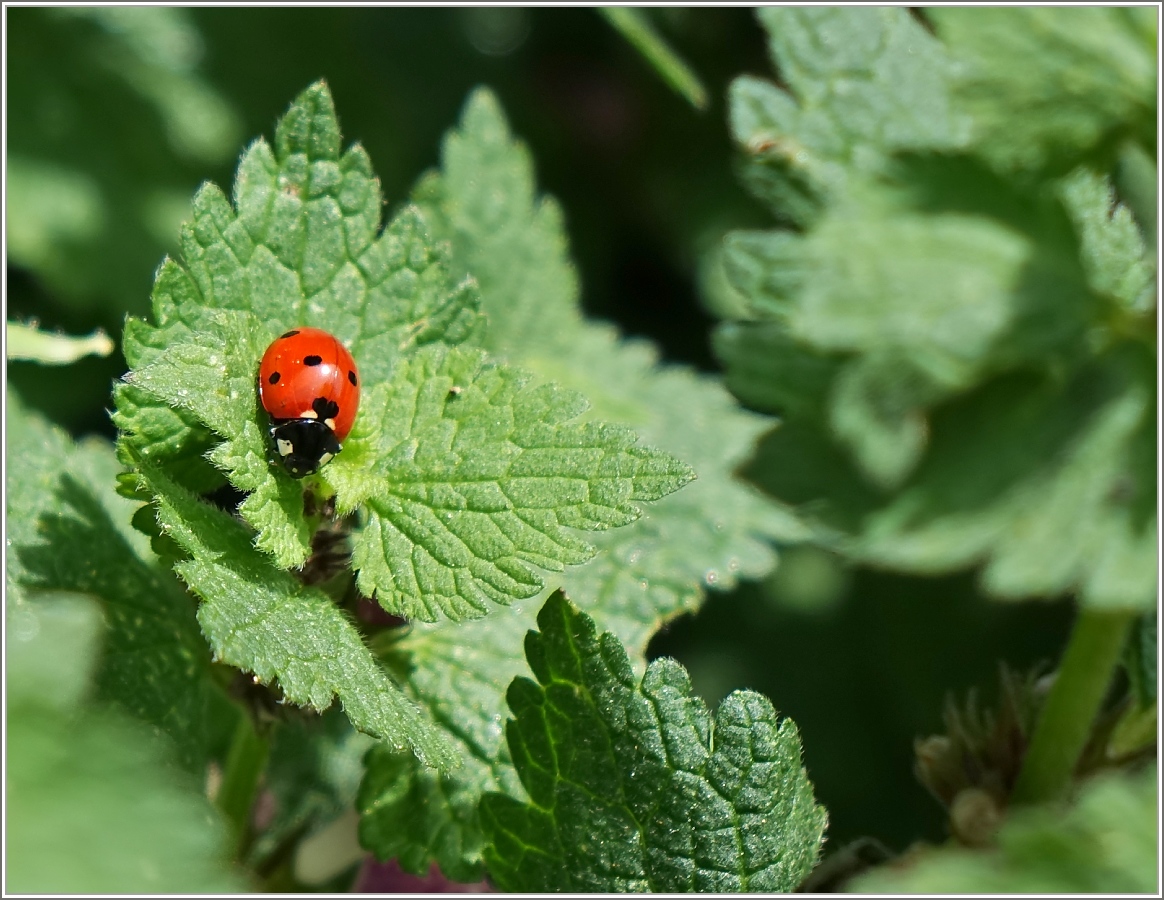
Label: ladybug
xmin=258 ymin=327 xmax=360 ymax=478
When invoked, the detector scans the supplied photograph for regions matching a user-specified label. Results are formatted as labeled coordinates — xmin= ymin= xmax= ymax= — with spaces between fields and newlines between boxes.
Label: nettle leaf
xmin=855 ymin=766 xmax=1158 ymax=893
xmin=855 ymin=352 xmax=1156 ymax=610
xmin=132 ymin=459 xmax=458 ymax=769
xmin=115 ymin=80 xmax=483 ymax=567
xmin=330 ymin=342 xmax=693 ymax=622
xmin=730 ymin=7 xmax=967 ymax=221
xmin=718 ymin=8 xmax=1157 ymax=608
xmin=1060 ymin=167 xmax=1155 ymax=315
xmin=6 ymin=390 xmax=213 ymax=769
xmin=930 ymin=7 xmax=1157 ymax=177
xmin=7 ymin=591 xmax=242 ymax=893
xmin=480 ymin=593 xmax=827 ymax=892
xmin=357 ymin=89 xmax=788 ymax=881
xmin=414 ymin=88 xmax=791 ymax=626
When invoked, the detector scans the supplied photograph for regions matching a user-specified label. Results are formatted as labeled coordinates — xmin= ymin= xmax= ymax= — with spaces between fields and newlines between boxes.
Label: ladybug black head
xmin=270 ymin=418 xmax=342 ymax=478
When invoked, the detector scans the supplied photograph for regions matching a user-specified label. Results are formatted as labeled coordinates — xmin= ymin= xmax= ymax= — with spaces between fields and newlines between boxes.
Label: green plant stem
xmin=1012 ymin=608 xmax=1136 ymax=805
xmin=217 ymin=712 xmax=270 ymax=851
xmin=599 ymin=8 xmax=708 ymax=110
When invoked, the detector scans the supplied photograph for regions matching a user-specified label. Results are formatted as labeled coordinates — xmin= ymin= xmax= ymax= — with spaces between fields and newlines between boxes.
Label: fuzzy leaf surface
xmin=931 ymin=7 xmax=1157 ymax=177
xmin=132 ymin=460 xmax=458 ymax=769
xmin=480 ymin=593 xmax=827 ymax=892
xmin=330 ymin=342 xmax=694 ymax=623
xmin=114 ymin=80 xmax=483 ymax=568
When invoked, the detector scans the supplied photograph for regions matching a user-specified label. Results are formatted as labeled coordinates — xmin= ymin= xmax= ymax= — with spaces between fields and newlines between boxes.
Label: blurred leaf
xmin=6 ymin=321 xmax=114 ymax=364
xmin=856 ymin=358 xmax=1156 ymax=610
xmin=854 ymin=766 xmax=1158 ymax=893
xmin=6 ymin=7 xmax=240 ymax=312
xmin=599 ymin=8 xmax=708 ymax=110
xmin=130 ymin=459 xmax=458 ymax=769
xmin=7 ymin=605 xmax=243 ymax=893
xmin=1060 ymin=167 xmax=1155 ymax=315
xmin=1123 ymin=611 xmax=1157 ymax=710
xmin=480 ymin=593 xmax=827 ymax=892
xmin=719 ymin=8 xmax=1157 ymax=608
xmin=6 ymin=390 xmax=213 ymax=769
xmin=730 ymin=7 xmax=967 ymax=221
xmin=931 ymin=7 xmax=1156 ymax=177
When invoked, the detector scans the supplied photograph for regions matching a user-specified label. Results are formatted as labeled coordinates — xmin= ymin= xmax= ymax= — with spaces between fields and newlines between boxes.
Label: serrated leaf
xmin=7 ymin=390 xmax=213 ymax=769
xmin=132 ymin=459 xmax=458 ymax=769
xmin=1060 ymin=167 xmax=1155 ymax=315
xmin=115 ymin=80 xmax=484 ymax=567
xmin=357 ymin=88 xmax=785 ymax=880
xmin=931 ymin=7 xmax=1156 ymax=177
xmin=731 ymin=7 xmax=967 ymax=220
xmin=854 ymin=767 xmax=1158 ymax=893
xmin=414 ymin=88 xmax=789 ymax=618
xmin=328 ymin=342 xmax=694 ymax=622
xmin=7 ymin=588 xmax=242 ymax=894
xmin=480 ymin=593 xmax=827 ymax=892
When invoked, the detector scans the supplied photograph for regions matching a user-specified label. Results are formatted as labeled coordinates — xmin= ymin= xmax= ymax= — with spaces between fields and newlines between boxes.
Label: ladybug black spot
xmin=348 ymin=370 xmax=357 ymax=386
xmin=312 ymin=396 xmax=340 ymax=420
xmin=304 ymin=355 xmax=323 ymax=367
xmin=268 ymin=371 xmax=281 ymax=385
xmin=280 ymin=330 xmax=300 ymax=339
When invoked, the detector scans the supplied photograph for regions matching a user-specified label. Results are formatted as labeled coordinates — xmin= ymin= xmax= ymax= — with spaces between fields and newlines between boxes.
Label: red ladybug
xmin=258 ymin=327 xmax=360 ymax=478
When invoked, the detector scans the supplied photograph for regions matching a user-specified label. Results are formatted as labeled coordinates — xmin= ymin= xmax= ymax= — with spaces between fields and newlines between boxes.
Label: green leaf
xmin=131 ymin=459 xmax=459 ymax=769
xmin=6 ymin=390 xmax=214 ymax=769
xmin=329 ymin=342 xmax=694 ymax=622
xmin=1060 ymin=167 xmax=1155 ymax=315
xmin=599 ymin=8 xmax=708 ymax=110
xmin=115 ymin=80 xmax=484 ymax=567
xmin=720 ymin=12 xmax=1158 ymax=607
xmin=358 ymin=607 xmax=533 ymax=883
xmin=855 ymin=356 xmax=1156 ymax=610
xmin=480 ymin=593 xmax=827 ymax=892
xmin=931 ymin=7 xmax=1157 ymax=177
xmin=357 ymin=88 xmax=784 ymax=880
xmin=854 ymin=766 xmax=1158 ymax=893
xmin=7 ymin=592 xmax=243 ymax=893
xmin=730 ymin=7 xmax=967 ymax=220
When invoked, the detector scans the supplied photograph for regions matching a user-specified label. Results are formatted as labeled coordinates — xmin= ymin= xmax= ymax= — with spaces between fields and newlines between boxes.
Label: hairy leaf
xmin=931 ymin=7 xmax=1156 ymax=177
xmin=730 ymin=7 xmax=967 ymax=220
xmin=131 ymin=459 xmax=458 ymax=769
xmin=480 ymin=593 xmax=827 ymax=892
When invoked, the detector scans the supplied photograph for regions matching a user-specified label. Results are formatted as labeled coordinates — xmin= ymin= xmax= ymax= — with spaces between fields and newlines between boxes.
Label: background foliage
xmin=6 ymin=7 xmax=1157 ymax=893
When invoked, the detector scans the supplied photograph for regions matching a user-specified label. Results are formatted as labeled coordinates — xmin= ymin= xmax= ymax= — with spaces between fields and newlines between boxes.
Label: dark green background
xmin=6 ymin=7 xmax=1072 ymax=859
